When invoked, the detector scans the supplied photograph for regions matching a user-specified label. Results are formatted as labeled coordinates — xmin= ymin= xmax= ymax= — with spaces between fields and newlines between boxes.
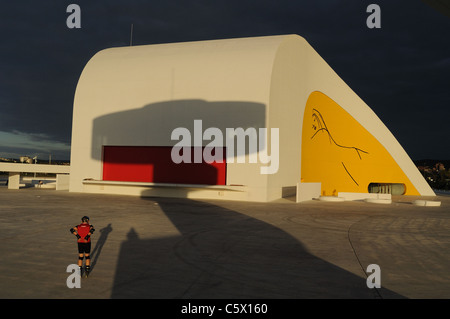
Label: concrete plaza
xmin=0 ymin=186 xmax=448 ymax=299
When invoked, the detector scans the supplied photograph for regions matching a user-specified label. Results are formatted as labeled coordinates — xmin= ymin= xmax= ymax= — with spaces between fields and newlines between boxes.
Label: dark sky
xmin=0 ymin=0 xmax=449 ymax=161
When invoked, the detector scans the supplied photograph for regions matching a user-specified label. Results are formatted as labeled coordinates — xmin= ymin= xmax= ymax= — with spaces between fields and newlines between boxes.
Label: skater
xmin=70 ymin=216 xmax=95 ymax=277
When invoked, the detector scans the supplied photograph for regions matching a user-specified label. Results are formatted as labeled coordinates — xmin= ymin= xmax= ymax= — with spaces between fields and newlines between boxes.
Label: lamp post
xmin=33 ymin=156 xmax=37 ymax=178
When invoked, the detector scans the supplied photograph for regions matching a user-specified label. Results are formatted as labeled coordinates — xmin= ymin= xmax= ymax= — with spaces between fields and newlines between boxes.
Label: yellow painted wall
xmin=301 ymin=91 xmax=419 ymax=196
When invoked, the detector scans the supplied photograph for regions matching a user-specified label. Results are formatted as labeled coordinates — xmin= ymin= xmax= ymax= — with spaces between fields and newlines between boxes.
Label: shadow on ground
xmin=110 ymin=197 xmax=405 ymax=299
xmin=90 ymin=223 xmax=113 ymax=272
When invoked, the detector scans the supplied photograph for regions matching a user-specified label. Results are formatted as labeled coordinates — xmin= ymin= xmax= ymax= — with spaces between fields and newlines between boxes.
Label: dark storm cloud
xmin=0 ymin=0 xmax=449 ymax=160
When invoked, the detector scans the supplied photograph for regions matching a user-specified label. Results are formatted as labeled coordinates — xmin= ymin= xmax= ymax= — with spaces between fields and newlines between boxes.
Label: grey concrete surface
xmin=0 ymin=186 xmax=448 ymax=299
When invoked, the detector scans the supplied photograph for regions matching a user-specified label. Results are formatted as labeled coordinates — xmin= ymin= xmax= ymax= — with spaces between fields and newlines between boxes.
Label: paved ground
xmin=0 ymin=186 xmax=449 ymax=299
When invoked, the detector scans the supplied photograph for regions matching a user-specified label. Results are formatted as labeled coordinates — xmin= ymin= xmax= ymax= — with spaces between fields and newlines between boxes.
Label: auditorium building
xmin=69 ymin=34 xmax=434 ymax=202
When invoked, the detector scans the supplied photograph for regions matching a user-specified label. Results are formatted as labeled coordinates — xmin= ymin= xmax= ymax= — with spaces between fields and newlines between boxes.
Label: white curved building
xmin=69 ymin=34 xmax=434 ymax=202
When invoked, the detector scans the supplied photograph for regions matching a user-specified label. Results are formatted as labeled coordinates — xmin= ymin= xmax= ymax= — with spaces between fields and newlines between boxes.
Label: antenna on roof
xmin=130 ymin=23 xmax=134 ymax=46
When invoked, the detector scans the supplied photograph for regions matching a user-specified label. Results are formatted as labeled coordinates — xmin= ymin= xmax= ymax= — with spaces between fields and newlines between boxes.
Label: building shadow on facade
xmin=91 ymin=99 xmax=267 ymax=162
xmin=91 ymin=99 xmax=266 ymax=187
xmin=110 ymin=196 xmax=405 ymax=299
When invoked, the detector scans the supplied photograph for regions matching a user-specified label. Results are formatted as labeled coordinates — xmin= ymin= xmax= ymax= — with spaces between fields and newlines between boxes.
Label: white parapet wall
xmin=1 ymin=163 xmax=70 ymax=190
xmin=7 ymin=172 xmax=20 ymax=190
xmin=56 ymin=174 xmax=70 ymax=191
xmin=296 ymin=182 xmax=321 ymax=202
xmin=0 ymin=163 xmax=70 ymax=174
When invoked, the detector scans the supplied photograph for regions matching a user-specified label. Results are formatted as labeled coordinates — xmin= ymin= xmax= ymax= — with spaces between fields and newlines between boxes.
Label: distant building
xmin=69 ymin=34 xmax=435 ymax=201
xmin=19 ymin=156 xmax=33 ymax=164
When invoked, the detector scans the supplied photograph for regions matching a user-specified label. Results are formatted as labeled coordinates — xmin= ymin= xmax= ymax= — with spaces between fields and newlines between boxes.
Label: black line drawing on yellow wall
xmin=341 ymin=162 xmax=359 ymax=186
xmin=311 ymin=108 xmax=369 ymax=186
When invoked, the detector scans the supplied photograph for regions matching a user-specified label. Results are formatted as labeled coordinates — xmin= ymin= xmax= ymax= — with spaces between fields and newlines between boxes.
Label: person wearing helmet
xmin=70 ymin=216 xmax=95 ymax=277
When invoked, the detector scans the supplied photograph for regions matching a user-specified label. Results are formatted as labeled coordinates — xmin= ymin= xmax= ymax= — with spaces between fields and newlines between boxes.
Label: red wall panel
xmin=103 ymin=146 xmax=226 ymax=185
